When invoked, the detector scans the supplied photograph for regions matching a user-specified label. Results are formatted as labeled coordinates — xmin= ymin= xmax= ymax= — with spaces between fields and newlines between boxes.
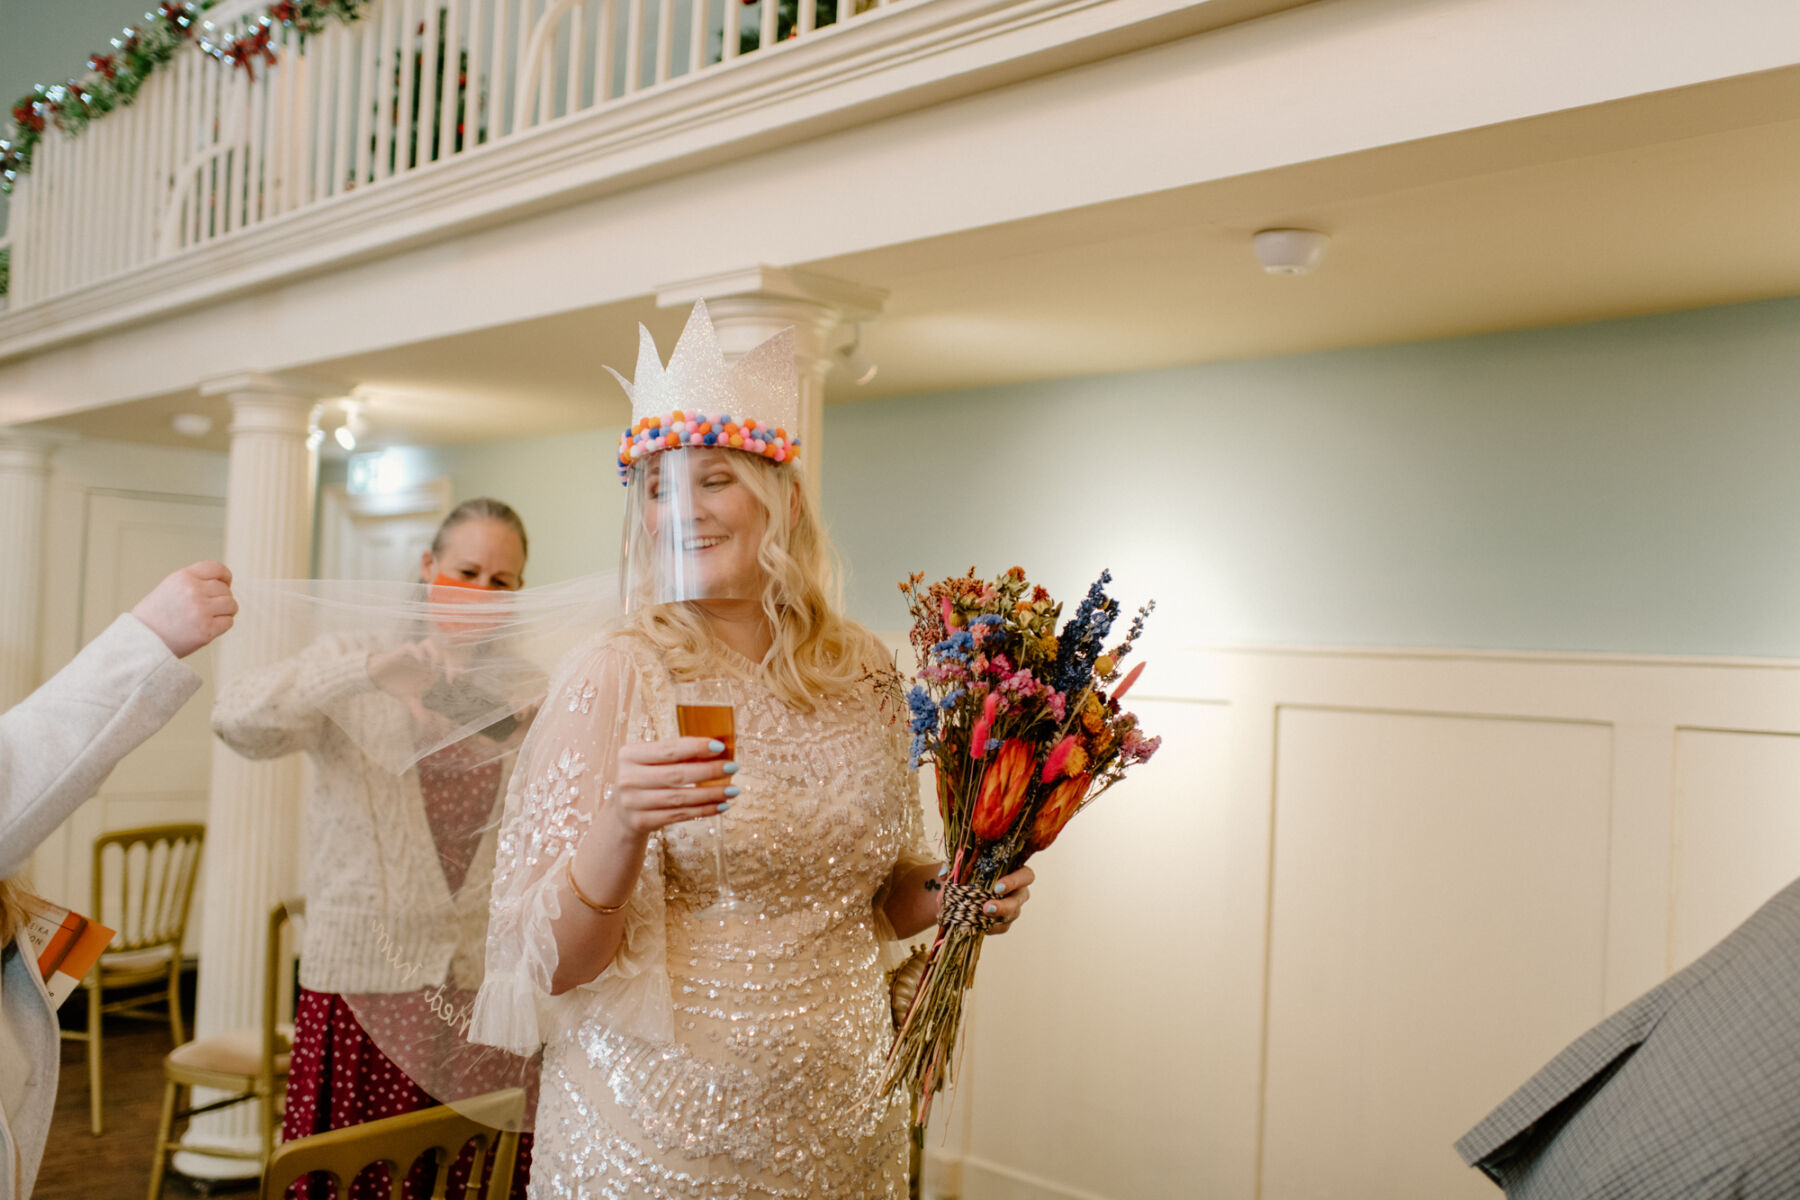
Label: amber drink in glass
xmin=675 ymin=678 xmax=744 ymax=917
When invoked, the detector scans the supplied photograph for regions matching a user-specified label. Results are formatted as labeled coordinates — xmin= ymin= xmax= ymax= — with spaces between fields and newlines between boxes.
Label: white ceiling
xmin=35 ymin=63 xmax=1800 ymax=452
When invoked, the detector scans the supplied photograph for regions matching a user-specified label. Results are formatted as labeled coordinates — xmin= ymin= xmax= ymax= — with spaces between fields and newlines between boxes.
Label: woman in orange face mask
xmin=213 ymin=498 xmax=537 ymax=1200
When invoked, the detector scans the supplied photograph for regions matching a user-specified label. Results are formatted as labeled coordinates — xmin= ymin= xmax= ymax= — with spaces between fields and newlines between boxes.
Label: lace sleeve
xmin=470 ymin=635 xmax=673 ymax=1055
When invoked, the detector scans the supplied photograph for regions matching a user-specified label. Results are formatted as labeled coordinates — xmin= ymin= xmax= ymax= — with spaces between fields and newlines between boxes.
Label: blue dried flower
xmin=907 ymin=685 xmax=940 ymax=767
xmin=1051 ymin=570 xmax=1120 ymax=696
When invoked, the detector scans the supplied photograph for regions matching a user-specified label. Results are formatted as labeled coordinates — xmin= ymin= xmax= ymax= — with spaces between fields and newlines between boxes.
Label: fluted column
xmin=180 ymin=376 xmax=319 ymax=1175
xmin=659 ymin=267 xmax=887 ymax=503
xmin=0 ymin=433 xmax=56 ymax=711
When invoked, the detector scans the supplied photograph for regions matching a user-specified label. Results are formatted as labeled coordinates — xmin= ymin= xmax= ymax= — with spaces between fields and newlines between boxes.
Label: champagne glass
xmin=675 ymin=678 xmax=746 ymax=918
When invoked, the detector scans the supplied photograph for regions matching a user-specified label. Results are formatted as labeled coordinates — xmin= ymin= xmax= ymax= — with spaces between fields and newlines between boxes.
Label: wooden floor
xmin=37 ymin=980 xmax=256 ymax=1200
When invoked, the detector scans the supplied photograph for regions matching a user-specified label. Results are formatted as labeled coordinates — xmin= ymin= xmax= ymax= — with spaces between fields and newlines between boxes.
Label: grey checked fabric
xmin=1457 ymin=874 xmax=1800 ymax=1198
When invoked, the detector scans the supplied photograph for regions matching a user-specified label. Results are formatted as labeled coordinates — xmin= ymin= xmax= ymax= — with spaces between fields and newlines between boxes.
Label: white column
xmin=658 ymin=266 xmax=887 ymax=503
xmin=180 ymin=376 xmax=318 ymax=1176
xmin=0 ymin=434 xmax=55 ymax=710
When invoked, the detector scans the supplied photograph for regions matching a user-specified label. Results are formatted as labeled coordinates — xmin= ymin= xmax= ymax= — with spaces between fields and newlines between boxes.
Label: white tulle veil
xmin=218 ymin=301 xmax=811 ymax=1134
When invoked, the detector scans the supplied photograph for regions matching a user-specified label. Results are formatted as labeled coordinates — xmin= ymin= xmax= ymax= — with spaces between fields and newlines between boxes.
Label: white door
xmin=318 ymin=479 xmax=451 ymax=582
xmin=36 ymin=491 xmax=225 ymax=951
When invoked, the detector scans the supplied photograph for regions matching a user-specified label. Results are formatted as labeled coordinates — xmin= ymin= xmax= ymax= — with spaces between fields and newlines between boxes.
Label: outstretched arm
xmin=0 ymin=562 xmax=235 ymax=876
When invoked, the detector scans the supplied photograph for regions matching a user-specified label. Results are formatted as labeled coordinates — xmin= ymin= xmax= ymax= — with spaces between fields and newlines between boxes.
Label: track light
xmin=833 ymin=327 xmax=877 ymax=386
xmin=333 ymin=400 xmax=367 ymax=451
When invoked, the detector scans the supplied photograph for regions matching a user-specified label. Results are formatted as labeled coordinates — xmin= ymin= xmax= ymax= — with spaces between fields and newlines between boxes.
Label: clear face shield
xmin=620 ymin=445 xmax=772 ymax=616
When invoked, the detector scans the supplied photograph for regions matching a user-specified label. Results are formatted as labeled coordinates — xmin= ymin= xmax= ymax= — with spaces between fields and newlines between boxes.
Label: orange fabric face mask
xmin=427 ymin=574 xmax=508 ymax=635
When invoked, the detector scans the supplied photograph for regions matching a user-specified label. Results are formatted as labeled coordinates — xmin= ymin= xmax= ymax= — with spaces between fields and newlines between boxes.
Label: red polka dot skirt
xmin=281 ymin=988 xmax=533 ymax=1200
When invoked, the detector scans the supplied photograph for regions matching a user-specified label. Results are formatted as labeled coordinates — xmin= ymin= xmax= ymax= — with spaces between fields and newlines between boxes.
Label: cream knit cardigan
xmin=211 ymin=635 xmax=510 ymax=997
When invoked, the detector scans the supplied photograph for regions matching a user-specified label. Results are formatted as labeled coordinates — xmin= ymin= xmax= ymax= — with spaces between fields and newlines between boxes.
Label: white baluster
xmin=594 ymin=0 xmax=615 ymax=102
xmin=418 ymin=0 xmax=443 ymax=164
xmin=688 ymin=0 xmax=706 ymax=75
xmin=11 ymin=180 xmax=30 ymax=306
xmin=722 ymin=0 xmax=738 ymax=62
xmin=439 ymin=0 xmax=464 ymax=156
xmin=44 ymin=135 xmax=63 ymax=296
xmin=77 ymin=126 xmax=95 ymax=287
xmin=566 ymin=5 xmax=584 ymax=115
xmin=461 ymin=0 xmax=485 ymax=147
xmin=199 ymin=55 xmax=218 ymax=244
xmin=654 ymin=0 xmax=673 ymax=84
xmin=625 ymin=0 xmax=645 ymax=91
xmin=372 ymin=0 xmax=398 ymax=180
xmin=515 ymin=0 xmax=533 ymax=127
xmin=246 ymin=47 xmax=269 ymax=228
xmin=538 ymin=4 xmax=554 ymax=119
xmin=308 ymin=25 xmax=330 ymax=204
xmin=272 ymin=23 xmax=297 ymax=217
xmin=758 ymin=0 xmax=776 ymax=52
xmin=80 ymin=116 xmax=99 ymax=285
xmin=490 ymin=0 xmax=512 ymax=138
xmin=396 ymin=0 xmax=422 ymax=173
xmin=333 ymin=22 xmax=356 ymax=196
xmin=224 ymin=66 xmax=244 ymax=237
xmin=354 ymin=9 xmax=379 ymax=188
xmin=797 ymin=0 xmax=814 ymax=38
xmin=128 ymin=81 xmax=150 ymax=267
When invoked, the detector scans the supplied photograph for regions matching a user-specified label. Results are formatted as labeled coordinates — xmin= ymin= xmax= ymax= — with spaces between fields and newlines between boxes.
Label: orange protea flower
xmin=972 ymin=738 xmax=1035 ymax=842
xmin=1064 ymin=743 xmax=1089 ymax=777
xmin=1027 ymin=772 xmax=1092 ymax=852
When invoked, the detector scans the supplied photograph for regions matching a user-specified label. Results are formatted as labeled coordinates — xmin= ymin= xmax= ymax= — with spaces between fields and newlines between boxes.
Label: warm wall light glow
xmin=347 ymin=447 xmax=428 ymax=495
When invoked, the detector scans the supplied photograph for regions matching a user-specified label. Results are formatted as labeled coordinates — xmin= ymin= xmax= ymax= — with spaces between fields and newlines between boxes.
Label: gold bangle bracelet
xmin=565 ymin=858 xmax=629 ymax=915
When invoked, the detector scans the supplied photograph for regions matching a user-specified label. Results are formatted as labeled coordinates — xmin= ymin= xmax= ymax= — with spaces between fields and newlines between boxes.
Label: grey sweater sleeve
xmin=0 ymin=614 xmax=201 ymax=877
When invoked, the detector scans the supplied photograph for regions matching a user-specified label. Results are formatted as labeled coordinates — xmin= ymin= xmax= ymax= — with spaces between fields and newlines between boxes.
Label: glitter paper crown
xmin=612 ymin=300 xmax=802 ymax=482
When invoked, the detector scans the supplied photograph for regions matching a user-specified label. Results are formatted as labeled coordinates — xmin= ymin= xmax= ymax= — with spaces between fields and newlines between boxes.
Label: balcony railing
xmin=1 ymin=0 xmax=892 ymax=310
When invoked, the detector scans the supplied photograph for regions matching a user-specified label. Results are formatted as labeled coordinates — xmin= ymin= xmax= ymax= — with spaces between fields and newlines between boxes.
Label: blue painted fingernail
xmin=717 ymin=801 xmax=732 ymax=813
xmin=983 ymin=902 xmax=998 ymax=915
xmin=722 ymin=762 xmax=739 ymax=774
xmin=708 ymin=739 xmax=725 ymax=753
xmin=936 ymin=864 xmax=949 ymax=877
xmin=992 ymin=882 xmax=1007 ymax=896
xmin=724 ymin=785 xmax=740 ymax=798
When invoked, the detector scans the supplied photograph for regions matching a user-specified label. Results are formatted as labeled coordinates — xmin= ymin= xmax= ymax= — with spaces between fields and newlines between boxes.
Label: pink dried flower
xmin=969 ymin=691 xmax=1000 ymax=759
xmin=1110 ymin=661 xmax=1146 ymax=701
xmin=1041 ymin=734 xmax=1077 ymax=783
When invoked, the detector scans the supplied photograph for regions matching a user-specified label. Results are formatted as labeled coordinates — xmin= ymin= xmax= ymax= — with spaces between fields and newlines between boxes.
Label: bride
xmin=470 ymin=302 xmax=1034 ymax=1198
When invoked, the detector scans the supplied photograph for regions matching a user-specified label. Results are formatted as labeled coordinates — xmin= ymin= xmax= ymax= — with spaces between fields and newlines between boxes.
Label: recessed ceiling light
xmin=1252 ymin=228 xmax=1330 ymax=276
xmin=170 ymin=413 xmax=214 ymax=437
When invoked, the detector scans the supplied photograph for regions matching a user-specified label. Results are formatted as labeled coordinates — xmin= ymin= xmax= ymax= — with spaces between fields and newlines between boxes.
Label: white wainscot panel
xmin=1260 ymin=708 xmax=1613 ymax=1200
xmin=1670 ymin=729 xmax=1800 ymax=971
xmin=960 ymin=699 xmax=1253 ymax=1200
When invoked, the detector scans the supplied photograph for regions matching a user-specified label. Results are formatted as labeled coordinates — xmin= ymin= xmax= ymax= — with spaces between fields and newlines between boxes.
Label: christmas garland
xmin=0 ymin=0 xmax=370 ymax=196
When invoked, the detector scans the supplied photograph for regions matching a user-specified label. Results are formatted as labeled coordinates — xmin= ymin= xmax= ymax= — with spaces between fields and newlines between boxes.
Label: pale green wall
xmin=337 ymin=293 xmax=1800 ymax=659
xmin=826 ymin=295 xmax=1800 ymax=658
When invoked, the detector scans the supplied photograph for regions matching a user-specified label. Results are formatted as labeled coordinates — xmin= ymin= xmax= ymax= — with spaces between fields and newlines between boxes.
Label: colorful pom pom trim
xmin=617 ymin=410 xmax=802 ymax=482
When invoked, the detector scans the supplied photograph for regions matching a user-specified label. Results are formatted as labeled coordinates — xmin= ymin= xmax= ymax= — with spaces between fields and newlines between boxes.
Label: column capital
xmin=657 ymin=266 xmax=888 ymax=324
xmin=0 ymin=429 xmax=70 ymax=475
xmin=200 ymin=370 xmax=339 ymax=402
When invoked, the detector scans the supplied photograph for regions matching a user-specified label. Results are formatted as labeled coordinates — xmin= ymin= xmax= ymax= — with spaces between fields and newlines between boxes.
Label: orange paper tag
xmin=18 ymin=896 xmax=116 ymax=1008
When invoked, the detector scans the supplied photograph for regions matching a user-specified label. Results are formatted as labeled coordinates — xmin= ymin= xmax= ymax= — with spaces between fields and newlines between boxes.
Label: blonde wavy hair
xmin=0 ymin=877 xmax=32 ymax=947
xmin=622 ymin=451 xmax=885 ymax=711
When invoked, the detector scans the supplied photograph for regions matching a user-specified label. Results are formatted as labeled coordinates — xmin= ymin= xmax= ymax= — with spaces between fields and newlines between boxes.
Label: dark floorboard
xmin=37 ymin=977 xmax=257 ymax=1200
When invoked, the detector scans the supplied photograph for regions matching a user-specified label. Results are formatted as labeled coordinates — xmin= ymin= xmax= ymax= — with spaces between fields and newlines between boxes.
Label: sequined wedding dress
xmin=471 ymin=631 xmax=930 ymax=1200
